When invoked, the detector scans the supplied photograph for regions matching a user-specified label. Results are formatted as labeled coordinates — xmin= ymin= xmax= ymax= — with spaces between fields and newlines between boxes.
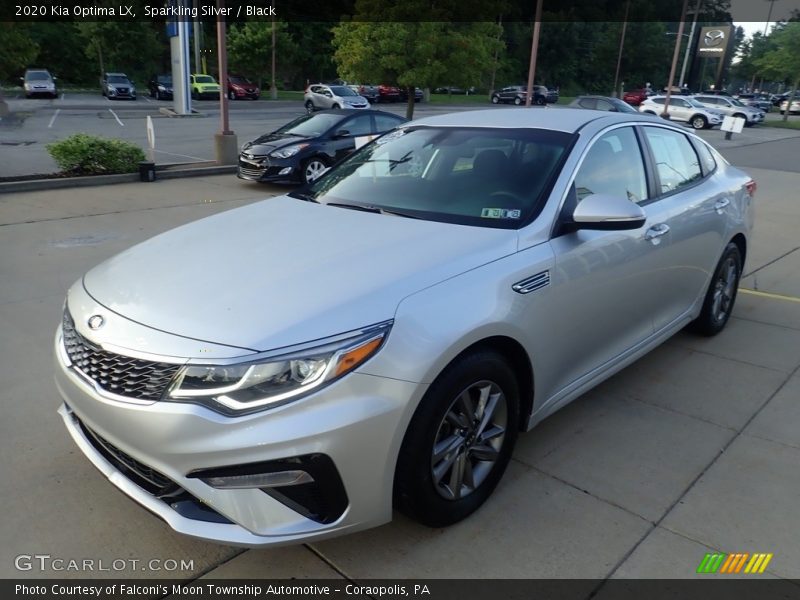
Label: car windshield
xmin=273 ymin=113 xmax=343 ymax=138
xmin=196 ymin=75 xmax=216 ymax=83
xmin=611 ymin=99 xmax=638 ymax=113
xmin=230 ymin=76 xmax=250 ymax=84
xmin=107 ymin=75 xmax=129 ymax=84
xmin=330 ymin=86 xmax=357 ymax=96
xmin=26 ymin=72 xmax=50 ymax=81
xmin=300 ymin=126 xmax=573 ymax=229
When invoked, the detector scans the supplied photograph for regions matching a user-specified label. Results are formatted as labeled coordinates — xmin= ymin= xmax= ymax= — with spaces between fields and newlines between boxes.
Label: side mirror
xmin=572 ymin=194 xmax=646 ymax=231
xmin=334 ymin=129 xmax=351 ymax=138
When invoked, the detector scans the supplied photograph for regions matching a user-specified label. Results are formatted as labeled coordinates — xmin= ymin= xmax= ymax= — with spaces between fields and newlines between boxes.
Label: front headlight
xmin=158 ymin=84 xmax=166 ymax=90
xmin=165 ymin=321 xmax=392 ymax=415
xmin=270 ymin=143 xmax=309 ymax=159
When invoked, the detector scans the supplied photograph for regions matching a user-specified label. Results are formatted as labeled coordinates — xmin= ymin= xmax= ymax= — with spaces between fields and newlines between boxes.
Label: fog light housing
xmin=202 ymin=470 xmax=314 ymax=489
xmin=279 ymin=167 xmax=292 ymax=175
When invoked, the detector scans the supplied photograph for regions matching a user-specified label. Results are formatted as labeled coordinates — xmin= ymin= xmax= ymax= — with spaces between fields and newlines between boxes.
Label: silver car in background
xmin=304 ymin=83 xmax=369 ymax=113
xmin=22 ymin=69 xmax=57 ymax=98
xmin=639 ymin=95 xmax=724 ymax=129
xmin=693 ymin=94 xmax=765 ymax=126
xmin=56 ymin=109 xmax=754 ymax=547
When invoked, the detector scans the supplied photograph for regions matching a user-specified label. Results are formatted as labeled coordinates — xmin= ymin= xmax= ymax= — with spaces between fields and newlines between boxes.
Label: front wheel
xmin=691 ymin=115 xmax=708 ymax=129
xmin=301 ymin=157 xmax=328 ymax=184
xmin=331 ymin=103 xmax=341 ymax=109
xmin=228 ymin=90 xmax=236 ymax=101
xmin=491 ymin=95 xmax=500 ymax=104
xmin=394 ymin=350 xmax=520 ymax=527
xmin=304 ymin=100 xmax=315 ymax=114
xmin=513 ymin=96 xmax=522 ymax=106
xmin=535 ymin=96 xmax=545 ymax=106
xmin=689 ymin=242 xmax=743 ymax=336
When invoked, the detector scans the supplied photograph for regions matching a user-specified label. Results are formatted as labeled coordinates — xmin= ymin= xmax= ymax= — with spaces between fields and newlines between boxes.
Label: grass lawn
xmin=762 ymin=118 xmax=800 ymax=130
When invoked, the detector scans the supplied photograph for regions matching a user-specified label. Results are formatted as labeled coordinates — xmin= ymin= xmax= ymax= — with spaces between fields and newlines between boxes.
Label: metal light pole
xmin=679 ymin=0 xmax=702 ymax=88
xmin=524 ymin=0 xmax=544 ymax=108
xmin=662 ymin=0 xmax=689 ymax=117
xmin=214 ymin=0 xmax=237 ymax=164
xmin=612 ymin=0 xmax=630 ymax=98
xmin=271 ymin=6 xmax=277 ymax=100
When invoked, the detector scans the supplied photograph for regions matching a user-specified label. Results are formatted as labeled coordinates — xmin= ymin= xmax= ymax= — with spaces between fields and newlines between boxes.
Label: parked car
xmin=190 ymin=74 xmax=220 ymax=100
xmin=693 ymin=95 xmax=764 ymax=126
xmin=434 ymin=86 xmax=477 ymax=95
xmin=349 ymin=84 xmax=379 ymax=103
xmin=568 ymin=95 xmax=640 ymax=114
xmin=399 ymin=87 xmax=424 ymax=102
xmin=305 ymin=84 xmax=369 ymax=112
xmin=101 ymin=72 xmax=136 ymax=100
xmin=238 ymin=109 xmax=406 ymax=184
xmin=639 ymin=95 xmax=724 ymax=129
xmin=56 ymin=108 xmax=754 ymax=547
xmin=227 ymin=75 xmax=260 ymax=100
xmin=491 ymin=85 xmax=556 ymax=105
xmin=772 ymin=92 xmax=790 ymax=106
xmin=21 ymin=69 xmax=57 ymax=98
xmin=377 ymin=84 xmax=401 ymax=103
xmin=736 ymin=93 xmax=771 ymax=112
xmin=779 ymin=98 xmax=800 ymax=115
xmin=148 ymin=74 xmax=173 ymax=100
xmin=622 ymin=88 xmax=653 ymax=106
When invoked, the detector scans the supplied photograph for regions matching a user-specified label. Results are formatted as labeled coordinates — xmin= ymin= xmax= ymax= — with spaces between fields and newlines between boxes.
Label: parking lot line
xmin=47 ymin=109 xmax=60 ymax=128
xmin=108 ymin=108 xmax=124 ymax=127
xmin=740 ymin=288 xmax=800 ymax=304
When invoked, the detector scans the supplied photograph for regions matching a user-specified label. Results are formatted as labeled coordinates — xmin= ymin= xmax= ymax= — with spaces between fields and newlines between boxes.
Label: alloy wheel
xmin=711 ymin=255 xmax=738 ymax=324
xmin=304 ymin=159 xmax=327 ymax=183
xmin=430 ymin=380 xmax=507 ymax=501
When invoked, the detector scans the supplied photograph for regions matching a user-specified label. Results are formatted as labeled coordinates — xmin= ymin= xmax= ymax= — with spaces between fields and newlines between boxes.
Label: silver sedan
xmin=55 ymin=108 xmax=754 ymax=546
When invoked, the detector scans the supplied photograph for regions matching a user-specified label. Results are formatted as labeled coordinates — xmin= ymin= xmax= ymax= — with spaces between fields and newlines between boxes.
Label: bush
xmin=47 ymin=133 xmax=146 ymax=175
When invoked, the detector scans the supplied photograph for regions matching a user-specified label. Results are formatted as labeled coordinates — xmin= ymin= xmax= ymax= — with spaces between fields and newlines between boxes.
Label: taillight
xmin=745 ymin=179 xmax=756 ymax=198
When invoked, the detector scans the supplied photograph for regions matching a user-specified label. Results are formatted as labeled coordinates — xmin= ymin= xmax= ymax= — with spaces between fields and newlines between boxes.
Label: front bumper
xmin=237 ymin=155 xmax=302 ymax=184
xmin=232 ymin=88 xmax=260 ymax=99
xmin=54 ymin=326 xmax=420 ymax=546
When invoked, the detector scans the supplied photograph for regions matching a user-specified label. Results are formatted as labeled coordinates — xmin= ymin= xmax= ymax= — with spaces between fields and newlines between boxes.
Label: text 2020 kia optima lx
xmin=55 ymin=108 xmax=754 ymax=546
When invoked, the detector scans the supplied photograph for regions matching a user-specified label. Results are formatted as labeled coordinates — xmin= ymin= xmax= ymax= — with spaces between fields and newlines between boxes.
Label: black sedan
xmin=148 ymin=74 xmax=173 ymax=100
xmin=567 ymin=95 xmax=640 ymax=114
xmin=238 ymin=109 xmax=408 ymax=185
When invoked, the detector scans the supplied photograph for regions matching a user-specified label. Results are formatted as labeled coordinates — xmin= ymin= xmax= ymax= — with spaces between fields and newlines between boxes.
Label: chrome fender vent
xmin=512 ymin=270 xmax=551 ymax=294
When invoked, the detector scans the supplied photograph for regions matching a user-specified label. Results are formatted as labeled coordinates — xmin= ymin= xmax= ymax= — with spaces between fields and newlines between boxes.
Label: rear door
xmin=330 ymin=113 xmax=375 ymax=162
xmin=668 ymin=97 xmax=692 ymax=122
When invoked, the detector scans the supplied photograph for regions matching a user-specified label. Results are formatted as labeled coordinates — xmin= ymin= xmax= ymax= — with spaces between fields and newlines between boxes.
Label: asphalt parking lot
xmin=1 ymin=111 xmax=800 ymax=586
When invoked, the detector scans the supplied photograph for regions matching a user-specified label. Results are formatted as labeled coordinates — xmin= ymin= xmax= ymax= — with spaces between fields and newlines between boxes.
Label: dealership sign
xmin=697 ymin=26 xmax=732 ymax=58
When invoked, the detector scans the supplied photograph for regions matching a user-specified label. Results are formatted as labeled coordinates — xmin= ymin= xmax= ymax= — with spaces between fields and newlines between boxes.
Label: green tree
xmin=0 ymin=23 xmax=39 ymax=83
xmin=333 ymin=20 xmax=502 ymax=119
xmin=754 ymin=22 xmax=800 ymax=120
xmin=76 ymin=22 xmax=160 ymax=87
xmin=227 ymin=21 xmax=300 ymax=91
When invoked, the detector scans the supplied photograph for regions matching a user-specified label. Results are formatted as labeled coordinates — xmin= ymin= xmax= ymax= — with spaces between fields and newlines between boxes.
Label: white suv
xmin=639 ymin=95 xmax=724 ymax=129
xmin=304 ymin=84 xmax=369 ymax=113
xmin=693 ymin=95 xmax=764 ymax=126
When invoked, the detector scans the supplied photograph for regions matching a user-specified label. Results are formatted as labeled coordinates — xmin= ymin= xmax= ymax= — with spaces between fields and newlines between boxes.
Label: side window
xmin=672 ymin=98 xmax=689 ymax=108
xmin=595 ymin=99 xmax=614 ymax=111
xmin=374 ymin=114 xmax=402 ymax=133
xmin=643 ymin=127 xmax=703 ymax=193
xmin=651 ymin=97 xmax=665 ymax=105
xmin=574 ymin=127 xmax=648 ymax=203
xmin=342 ymin=114 xmax=373 ymax=137
xmin=693 ymin=139 xmax=717 ymax=175
xmin=578 ymin=98 xmax=597 ymax=109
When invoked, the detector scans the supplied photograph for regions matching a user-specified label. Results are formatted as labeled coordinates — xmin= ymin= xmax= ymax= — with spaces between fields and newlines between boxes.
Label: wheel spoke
xmin=448 ymin=452 xmax=466 ymax=499
xmin=474 ymin=384 xmax=491 ymax=421
xmin=474 ymin=392 xmax=501 ymax=438
xmin=432 ymin=446 xmax=461 ymax=485
xmin=432 ymin=434 xmax=463 ymax=464
xmin=711 ymin=289 xmax=723 ymax=319
xmin=477 ymin=424 xmax=505 ymax=445
xmin=457 ymin=390 xmax=474 ymax=423
xmin=469 ymin=442 xmax=500 ymax=462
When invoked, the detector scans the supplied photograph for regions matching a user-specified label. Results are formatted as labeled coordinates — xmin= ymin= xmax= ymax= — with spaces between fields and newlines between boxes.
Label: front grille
xmin=238 ymin=166 xmax=265 ymax=178
xmin=78 ymin=418 xmax=179 ymax=497
xmin=62 ymin=311 xmax=181 ymax=402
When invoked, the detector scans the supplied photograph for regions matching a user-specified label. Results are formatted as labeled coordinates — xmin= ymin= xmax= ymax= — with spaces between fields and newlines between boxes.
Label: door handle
xmin=644 ymin=223 xmax=670 ymax=244
xmin=714 ymin=198 xmax=731 ymax=213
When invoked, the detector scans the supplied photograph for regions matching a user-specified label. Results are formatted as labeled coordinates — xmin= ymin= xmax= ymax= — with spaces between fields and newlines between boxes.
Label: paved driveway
xmin=1 ymin=153 xmax=799 ymax=583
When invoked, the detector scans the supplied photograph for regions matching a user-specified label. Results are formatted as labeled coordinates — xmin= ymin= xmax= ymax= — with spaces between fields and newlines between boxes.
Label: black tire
xmin=513 ymin=96 xmax=522 ymax=106
xmin=304 ymin=100 xmax=315 ymax=114
xmin=491 ymin=95 xmax=500 ymax=104
xmin=691 ymin=114 xmax=708 ymax=129
xmin=394 ymin=350 xmax=520 ymax=527
xmin=228 ymin=90 xmax=236 ymax=101
xmin=331 ymin=103 xmax=341 ymax=109
xmin=689 ymin=242 xmax=743 ymax=336
xmin=301 ymin=156 xmax=329 ymax=184
xmin=535 ymin=96 xmax=545 ymax=106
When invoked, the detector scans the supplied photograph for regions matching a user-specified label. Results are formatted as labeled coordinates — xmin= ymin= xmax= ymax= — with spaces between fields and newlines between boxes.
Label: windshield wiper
xmin=325 ymin=202 xmax=419 ymax=219
xmin=289 ymin=191 xmax=319 ymax=203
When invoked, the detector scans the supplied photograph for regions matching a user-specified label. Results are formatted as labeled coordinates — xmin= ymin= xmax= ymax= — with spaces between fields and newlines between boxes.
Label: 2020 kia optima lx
xmin=55 ymin=108 xmax=754 ymax=546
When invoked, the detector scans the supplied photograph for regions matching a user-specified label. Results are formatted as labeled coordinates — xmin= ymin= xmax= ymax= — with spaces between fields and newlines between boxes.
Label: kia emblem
xmin=87 ymin=315 xmax=105 ymax=330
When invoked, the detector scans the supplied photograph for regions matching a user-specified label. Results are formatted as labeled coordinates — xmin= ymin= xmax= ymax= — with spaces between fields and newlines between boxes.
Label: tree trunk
xmin=783 ymin=79 xmax=798 ymax=122
xmin=405 ymin=86 xmax=415 ymax=120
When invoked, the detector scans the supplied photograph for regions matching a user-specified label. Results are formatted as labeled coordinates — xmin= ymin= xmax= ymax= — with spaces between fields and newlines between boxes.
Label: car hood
xmin=82 ymin=196 xmax=518 ymax=352
xmin=243 ymin=133 xmax=308 ymax=156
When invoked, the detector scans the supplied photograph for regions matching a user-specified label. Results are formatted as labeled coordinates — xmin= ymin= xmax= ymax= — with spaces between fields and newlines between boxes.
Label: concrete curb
xmin=0 ymin=164 xmax=237 ymax=194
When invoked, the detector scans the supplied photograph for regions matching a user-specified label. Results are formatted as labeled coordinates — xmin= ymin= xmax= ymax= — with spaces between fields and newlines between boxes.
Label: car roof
xmin=575 ymin=95 xmax=621 ymax=100
xmin=312 ymin=109 xmax=406 ymax=118
xmin=407 ymin=107 xmax=647 ymax=133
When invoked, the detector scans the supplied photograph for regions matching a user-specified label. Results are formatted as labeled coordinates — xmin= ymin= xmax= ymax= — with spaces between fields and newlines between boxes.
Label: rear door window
xmin=643 ymin=127 xmax=703 ymax=194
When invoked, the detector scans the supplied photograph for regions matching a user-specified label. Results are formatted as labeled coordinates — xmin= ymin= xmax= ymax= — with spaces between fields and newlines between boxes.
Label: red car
xmin=377 ymin=84 xmax=400 ymax=103
xmin=227 ymin=75 xmax=260 ymax=100
xmin=623 ymin=88 xmax=651 ymax=106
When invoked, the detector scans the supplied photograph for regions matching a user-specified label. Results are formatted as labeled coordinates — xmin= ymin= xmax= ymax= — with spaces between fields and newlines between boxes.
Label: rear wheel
xmin=691 ymin=114 xmax=708 ymax=129
xmin=491 ymin=95 xmax=500 ymax=104
xmin=535 ymin=96 xmax=545 ymax=105
xmin=394 ymin=350 xmax=520 ymax=527
xmin=304 ymin=100 xmax=315 ymax=114
xmin=689 ymin=242 xmax=742 ymax=336
xmin=331 ymin=103 xmax=341 ymax=109
xmin=513 ymin=96 xmax=522 ymax=106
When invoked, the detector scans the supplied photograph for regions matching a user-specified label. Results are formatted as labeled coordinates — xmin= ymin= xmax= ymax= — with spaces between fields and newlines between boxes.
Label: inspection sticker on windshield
xmin=481 ymin=208 xmax=521 ymax=219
